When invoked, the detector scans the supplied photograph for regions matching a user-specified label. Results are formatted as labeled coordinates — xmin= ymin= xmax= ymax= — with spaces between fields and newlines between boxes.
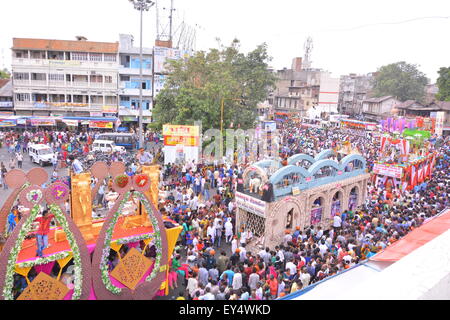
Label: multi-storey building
xmin=11 ymin=37 xmax=119 ymax=119
xmin=0 ymin=79 xmax=14 ymax=114
xmin=118 ymin=34 xmax=153 ymax=127
xmin=338 ymin=73 xmax=374 ymax=116
xmin=272 ymin=57 xmax=322 ymax=116
xmin=362 ymin=96 xmax=400 ymax=121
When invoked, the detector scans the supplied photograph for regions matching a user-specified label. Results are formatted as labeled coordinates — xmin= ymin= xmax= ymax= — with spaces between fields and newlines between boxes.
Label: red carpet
xmin=17 ymin=216 xmax=157 ymax=263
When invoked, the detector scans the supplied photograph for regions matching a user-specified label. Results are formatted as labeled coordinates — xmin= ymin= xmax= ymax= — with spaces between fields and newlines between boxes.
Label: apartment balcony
xmin=119 ymin=82 xmax=152 ymax=96
xmin=13 ymin=101 xmax=105 ymax=113
xmin=119 ymin=66 xmax=152 ymax=76
xmin=73 ymin=81 xmax=88 ymax=88
xmin=12 ymin=58 xmax=119 ymax=70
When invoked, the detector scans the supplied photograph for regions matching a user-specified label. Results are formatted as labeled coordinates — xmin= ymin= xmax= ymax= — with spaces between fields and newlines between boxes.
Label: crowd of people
xmin=158 ymin=121 xmax=449 ymax=300
xmin=0 ymin=118 xmax=448 ymax=301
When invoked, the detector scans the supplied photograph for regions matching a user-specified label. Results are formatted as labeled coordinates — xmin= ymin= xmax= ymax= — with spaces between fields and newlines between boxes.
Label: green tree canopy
xmin=372 ymin=61 xmax=429 ymax=102
xmin=0 ymin=69 xmax=10 ymax=79
xmin=436 ymin=66 xmax=450 ymax=101
xmin=151 ymin=40 xmax=276 ymax=131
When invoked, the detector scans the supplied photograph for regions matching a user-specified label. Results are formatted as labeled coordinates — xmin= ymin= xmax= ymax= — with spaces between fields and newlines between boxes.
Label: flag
xmin=410 ymin=165 xmax=416 ymax=187
xmin=380 ymin=136 xmax=388 ymax=152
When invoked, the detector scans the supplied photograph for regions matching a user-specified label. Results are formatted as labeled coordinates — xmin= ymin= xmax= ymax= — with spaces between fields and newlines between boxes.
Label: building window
xmin=48 ymin=51 xmax=64 ymax=60
xmin=49 ymin=74 xmax=64 ymax=81
xmin=104 ymin=76 xmax=113 ymax=84
xmin=90 ymin=53 xmax=103 ymax=61
xmin=90 ymin=75 xmax=103 ymax=83
xmin=105 ymin=96 xmax=117 ymax=104
xmin=30 ymin=51 xmax=46 ymax=59
xmin=14 ymin=50 xmax=28 ymax=59
xmin=72 ymin=52 xmax=88 ymax=61
xmin=15 ymin=93 xmax=30 ymax=101
xmin=13 ymin=72 xmax=29 ymax=80
xmin=31 ymin=73 xmax=46 ymax=81
xmin=104 ymin=54 xmax=117 ymax=62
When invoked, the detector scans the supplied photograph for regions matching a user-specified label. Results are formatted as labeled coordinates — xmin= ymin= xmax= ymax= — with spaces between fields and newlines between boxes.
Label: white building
xmin=338 ymin=73 xmax=374 ymax=115
xmin=309 ymin=71 xmax=340 ymax=118
xmin=11 ymin=37 xmax=120 ymax=119
xmin=118 ymin=34 xmax=153 ymax=127
xmin=362 ymin=96 xmax=400 ymax=121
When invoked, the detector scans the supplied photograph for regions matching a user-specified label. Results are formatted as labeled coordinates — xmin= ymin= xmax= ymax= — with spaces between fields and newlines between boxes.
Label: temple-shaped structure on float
xmin=236 ymin=149 xmax=370 ymax=249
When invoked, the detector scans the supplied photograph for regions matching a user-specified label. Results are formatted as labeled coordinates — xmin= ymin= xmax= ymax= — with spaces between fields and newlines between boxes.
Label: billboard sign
xmin=373 ymin=163 xmax=403 ymax=178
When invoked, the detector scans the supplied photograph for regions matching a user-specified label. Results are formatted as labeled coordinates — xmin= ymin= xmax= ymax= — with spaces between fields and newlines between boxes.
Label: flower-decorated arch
xmin=242 ymin=164 xmax=269 ymax=187
xmin=340 ymin=154 xmax=367 ymax=174
xmin=287 ymin=153 xmax=316 ymax=168
xmin=91 ymin=172 xmax=169 ymax=300
xmin=0 ymin=169 xmax=92 ymax=300
xmin=314 ymin=149 xmax=336 ymax=161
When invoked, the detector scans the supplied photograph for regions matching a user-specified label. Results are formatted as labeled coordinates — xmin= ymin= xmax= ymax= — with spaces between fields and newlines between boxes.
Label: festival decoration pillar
xmin=141 ymin=165 xmax=160 ymax=207
xmin=70 ymin=173 xmax=94 ymax=241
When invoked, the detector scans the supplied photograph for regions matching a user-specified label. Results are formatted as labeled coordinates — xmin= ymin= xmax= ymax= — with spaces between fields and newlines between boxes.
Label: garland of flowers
xmin=115 ymin=175 xmax=129 ymax=189
xmin=99 ymin=192 xmax=132 ymax=295
xmin=2 ymin=183 xmax=30 ymax=234
xmin=132 ymin=192 xmax=163 ymax=283
xmin=48 ymin=204 xmax=83 ymax=300
xmin=116 ymin=233 xmax=154 ymax=245
xmin=100 ymin=191 xmax=163 ymax=294
xmin=3 ymin=205 xmax=41 ymax=300
xmin=17 ymin=252 xmax=70 ymax=269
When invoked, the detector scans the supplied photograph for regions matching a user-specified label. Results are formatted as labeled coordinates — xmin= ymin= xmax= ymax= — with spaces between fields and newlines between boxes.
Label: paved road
xmin=0 ymin=146 xmax=66 ymax=208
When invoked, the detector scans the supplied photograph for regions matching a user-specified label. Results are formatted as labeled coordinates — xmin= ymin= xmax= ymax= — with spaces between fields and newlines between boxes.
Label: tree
xmin=151 ymin=40 xmax=276 ymax=131
xmin=436 ymin=67 xmax=450 ymax=101
xmin=0 ymin=69 xmax=10 ymax=79
xmin=372 ymin=62 xmax=429 ymax=102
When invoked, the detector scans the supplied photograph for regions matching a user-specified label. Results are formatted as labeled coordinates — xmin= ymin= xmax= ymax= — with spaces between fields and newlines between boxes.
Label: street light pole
xmin=129 ymin=0 xmax=155 ymax=149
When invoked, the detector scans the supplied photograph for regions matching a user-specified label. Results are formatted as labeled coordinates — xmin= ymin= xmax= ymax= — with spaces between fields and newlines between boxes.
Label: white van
xmin=28 ymin=144 xmax=55 ymax=167
xmin=92 ymin=140 xmax=126 ymax=154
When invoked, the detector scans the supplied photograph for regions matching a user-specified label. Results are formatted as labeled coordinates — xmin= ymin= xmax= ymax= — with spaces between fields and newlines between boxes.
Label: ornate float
xmin=237 ymin=149 xmax=370 ymax=249
xmin=0 ymin=163 xmax=181 ymax=300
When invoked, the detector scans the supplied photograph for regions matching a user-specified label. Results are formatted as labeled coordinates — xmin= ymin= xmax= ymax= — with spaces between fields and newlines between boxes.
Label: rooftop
xmin=363 ymin=96 xmax=393 ymax=103
xmin=13 ymin=38 xmax=119 ymax=54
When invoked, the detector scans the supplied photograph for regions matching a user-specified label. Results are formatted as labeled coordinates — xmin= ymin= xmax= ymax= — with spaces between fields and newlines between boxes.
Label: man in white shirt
xmin=319 ymin=240 xmax=328 ymax=257
xmin=225 ymin=218 xmax=234 ymax=243
xmin=238 ymin=244 xmax=247 ymax=263
xmin=232 ymin=268 xmax=243 ymax=291
xmin=300 ymin=268 xmax=311 ymax=288
xmin=70 ymin=156 xmax=84 ymax=174
xmin=285 ymin=259 xmax=296 ymax=275
xmin=333 ymin=214 xmax=342 ymax=230
xmin=248 ymin=269 xmax=260 ymax=290
xmin=231 ymin=236 xmax=238 ymax=255
xmin=199 ymin=287 xmax=215 ymax=300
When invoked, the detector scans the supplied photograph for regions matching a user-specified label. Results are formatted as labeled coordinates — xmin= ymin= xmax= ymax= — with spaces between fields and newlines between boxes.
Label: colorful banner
xmin=122 ymin=117 xmax=138 ymax=122
xmin=235 ymin=192 xmax=267 ymax=217
xmin=154 ymin=47 xmax=183 ymax=73
xmin=0 ymin=102 xmax=13 ymax=108
xmin=435 ymin=112 xmax=445 ymax=137
xmin=89 ymin=121 xmax=113 ymax=129
xmin=162 ymin=125 xmax=200 ymax=137
xmin=62 ymin=120 xmax=79 ymax=127
xmin=102 ymin=105 xmax=118 ymax=113
xmin=373 ymin=163 xmax=403 ymax=178
xmin=0 ymin=119 xmax=16 ymax=127
xmin=310 ymin=207 xmax=323 ymax=225
xmin=164 ymin=135 xmax=199 ymax=147
xmin=154 ymin=74 xmax=167 ymax=94
xmin=30 ymin=119 xmax=56 ymax=126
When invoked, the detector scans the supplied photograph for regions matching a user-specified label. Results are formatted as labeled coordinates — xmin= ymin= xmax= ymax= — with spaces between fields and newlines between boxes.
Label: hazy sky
xmin=1 ymin=0 xmax=449 ymax=82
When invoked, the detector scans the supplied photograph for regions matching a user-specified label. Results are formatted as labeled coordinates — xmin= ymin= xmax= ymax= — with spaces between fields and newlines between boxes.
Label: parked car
xmin=28 ymin=144 xmax=55 ymax=167
xmin=92 ymin=140 xmax=126 ymax=154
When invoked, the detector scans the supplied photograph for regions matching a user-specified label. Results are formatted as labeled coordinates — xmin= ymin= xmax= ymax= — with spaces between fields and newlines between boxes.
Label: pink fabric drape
xmin=34 ymin=261 xmax=55 ymax=275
